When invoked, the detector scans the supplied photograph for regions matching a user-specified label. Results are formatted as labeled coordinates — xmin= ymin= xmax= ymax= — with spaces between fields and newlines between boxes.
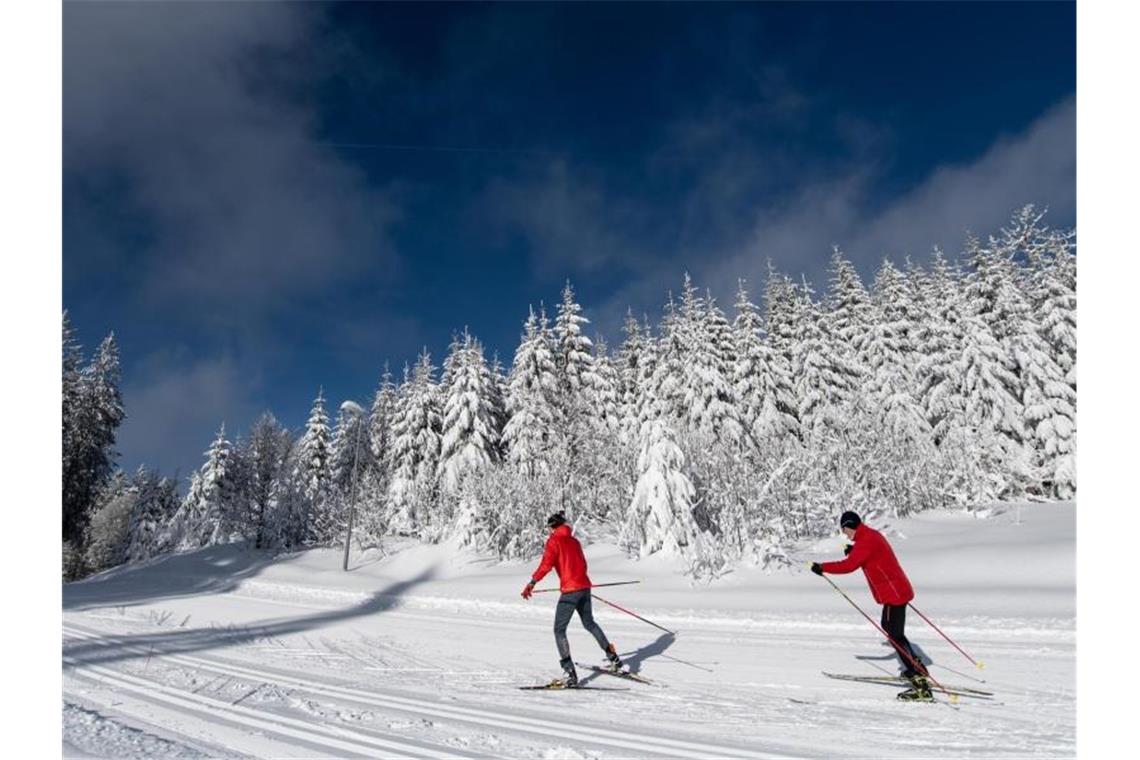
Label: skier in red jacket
xmin=812 ymin=511 xmax=932 ymax=701
xmin=521 ymin=511 xmax=623 ymax=687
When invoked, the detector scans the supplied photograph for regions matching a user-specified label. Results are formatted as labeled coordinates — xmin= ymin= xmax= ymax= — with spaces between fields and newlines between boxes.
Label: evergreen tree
xmin=622 ymin=420 xmax=704 ymax=560
xmin=126 ymin=468 xmax=180 ymax=562
xmin=763 ymin=264 xmax=799 ymax=368
xmin=369 ymin=365 xmax=398 ymax=478
xmin=438 ymin=331 xmax=502 ymax=495
xmin=1036 ymin=231 xmax=1077 ymax=390
xmin=487 ymin=351 xmax=510 ymax=459
xmin=791 ymin=278 xmax=861 ymax=437
xmin=62 ymin=330 xmax=125 ymax=545
xmin=686 ymin=285 xmax=744 ymax=445
xmin=915 ymin=249 xmax=968 ymax=441
xmin=62 ymin=312 xmax=86 ymax=546
xmin=593 ymin=337 xmax=622 ymax=436
xmin=616 ymin=311 xmax=648 ymax=446
xmin=733 ymin=280 xmax=799 ymax=445
xmin=242 ymin=412 xmax=293 ymax=548
xmin=292 ymin=389 xmax=332 ymax=544
xmin=866 ymin=259 xmax=926 ymax=431
xmin=387 ymin=351 xmax=443 ymax=536
xmin=826 ymin=247 xmax=874 ymax=360
xmin=503 ymin=307 xmax=559 ymax=478
xmin=321 ymin=400 xmax=369 ymax=544
xmin=552 ymin=282 xmax=602 ymax=513
xmin=174 ymin=424 xmax=238 ymax=549
xmin=83 ymin=472 xmax=135 ymax=573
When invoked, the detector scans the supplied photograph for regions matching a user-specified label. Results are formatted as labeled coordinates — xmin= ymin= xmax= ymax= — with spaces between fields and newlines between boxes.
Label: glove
xmin=810 ymin=562 xmax=823 ymax=576
xmin=843 ymin=544 xmax=853 ymax=556
xmin=521 ymin=581 xmax=535 ymax=600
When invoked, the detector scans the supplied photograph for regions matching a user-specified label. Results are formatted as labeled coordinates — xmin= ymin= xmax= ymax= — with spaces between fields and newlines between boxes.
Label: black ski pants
xmin=881 ymin=603 xmax=927 ymax=678
xmin=554 ymin=590 xmax=611 ymax=671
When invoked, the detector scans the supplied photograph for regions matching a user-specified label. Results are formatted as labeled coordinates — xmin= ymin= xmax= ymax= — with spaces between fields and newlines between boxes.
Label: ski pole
xmin=592 ymin=593 xmax=676 ymax=636
xmin=816 ymin=572 xmax=957 ymax=703
xmin=532 ymin=581 xmax=642 ymax=594
xmin=908 ymin=603 xmax=985 ymax=670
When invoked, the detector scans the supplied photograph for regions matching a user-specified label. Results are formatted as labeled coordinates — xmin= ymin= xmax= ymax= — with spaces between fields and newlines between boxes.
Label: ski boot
xmin=556 ymin=658 xmax=580 ymax=688
xmin=897 ymin=674 xmax=934 ymax=702
xmin=605 ymin=643 xmax=625 ymax=673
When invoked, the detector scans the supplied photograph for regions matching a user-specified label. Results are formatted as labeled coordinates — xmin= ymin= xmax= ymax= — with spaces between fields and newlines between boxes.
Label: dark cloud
xmin=64 ymin=2 xmax=401 ymax=325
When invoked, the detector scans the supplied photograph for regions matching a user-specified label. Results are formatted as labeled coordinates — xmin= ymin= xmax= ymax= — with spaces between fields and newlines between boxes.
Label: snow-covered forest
xmin=64 ymin=206 xmax=1076 ymax=579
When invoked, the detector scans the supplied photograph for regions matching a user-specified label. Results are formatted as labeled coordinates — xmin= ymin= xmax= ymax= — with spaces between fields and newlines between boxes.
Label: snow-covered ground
xmin=63 ymin=501 xmax=1074 ymax=758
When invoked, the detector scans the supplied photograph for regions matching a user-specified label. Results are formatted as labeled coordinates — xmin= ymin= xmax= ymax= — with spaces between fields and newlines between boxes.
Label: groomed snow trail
xmin=63 ymin=503 xmax=1075 ymax=758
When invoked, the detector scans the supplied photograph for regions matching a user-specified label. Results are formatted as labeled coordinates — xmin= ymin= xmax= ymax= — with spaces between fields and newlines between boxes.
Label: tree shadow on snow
xmin=63 ymin=544 xmax=276 ymax=612
xmin=62 ymin=566 xmax=437 ymax=668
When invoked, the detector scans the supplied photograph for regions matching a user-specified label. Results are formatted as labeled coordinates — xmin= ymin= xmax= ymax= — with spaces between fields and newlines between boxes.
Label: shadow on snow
xmin=63 ymin=546 xmax=438 ymax=667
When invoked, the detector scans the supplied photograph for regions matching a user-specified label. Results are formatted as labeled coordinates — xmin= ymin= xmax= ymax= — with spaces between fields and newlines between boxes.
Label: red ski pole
xmin=817 ymin=573 xmax=957 ymax=703
xmin=908 ymin=603 xmax=985 ymax=671
xmin=592 ymin=593 xmax=676 ymax=636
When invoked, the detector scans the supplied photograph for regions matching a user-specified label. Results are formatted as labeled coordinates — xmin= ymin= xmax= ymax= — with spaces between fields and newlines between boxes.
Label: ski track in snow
xmin=63 ymin=505 xmax=1075 ymax=758
xmin=64 ymin=597 xmax=1073 ymax=758
xmin=64 ymin=619 xmax=795 ymax=759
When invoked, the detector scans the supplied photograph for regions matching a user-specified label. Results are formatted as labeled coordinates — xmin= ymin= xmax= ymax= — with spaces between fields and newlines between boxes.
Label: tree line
xmin=64 ymin=206 xmax=1076 ymax=579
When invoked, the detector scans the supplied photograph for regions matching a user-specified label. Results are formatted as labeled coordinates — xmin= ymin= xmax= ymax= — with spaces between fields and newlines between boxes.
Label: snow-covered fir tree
xmin=174 ymin=424 xmax=238 ymax=549
xmin=791 ymin=278 xmax=861 ymax=437
xmin=866 ymin=258 xmax=926 ymax=432
xmin=292 ymin=389 xmax=332 ymax=544
xmin=368 ymin=365 xmax=398 ymax=481
xmin=387 ymin=351 xmax=443 ymax=536
xmin=83 ymin=472 xmax=135 ymax=573
xmin=914 ymin=249 xmax=968 ymax=440
xmin=487 ymin=352 xmax=510 ymax=460
xmin=826 ymin=247 xmax=874 ymax=360
xmin=241 ymin=412 xmax=293 ymax=548
xmin=320 ymin=400 xmax=370 ymax=544
xmin=622 ymin=420 xmax=704 ymax=561
xmin=616 ymin=311 xmax=648 ymax=446
xmin=438 ymin=330 xmax=502 ymax=495
xmin=593 ymin=337 xmax=622 ymax=436
xmin=126 ymin=468 xmax=180 ymax=562
xmin=732 ymin=280 xmax=800 ymax=446
xmin=552 ymin=282 xmax=603 ymax=513
xmin=502 ymin=307 xmax=560 ymax=478
xmin=687 ymin=285 xmax=745 ymax=446
xmin=62 ymin=328 xmax=125 ymax=549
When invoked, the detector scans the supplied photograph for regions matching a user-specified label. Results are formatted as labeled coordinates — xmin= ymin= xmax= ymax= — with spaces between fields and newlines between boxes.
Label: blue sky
xmin=62 ymin=1 xmax=1075 ymax=481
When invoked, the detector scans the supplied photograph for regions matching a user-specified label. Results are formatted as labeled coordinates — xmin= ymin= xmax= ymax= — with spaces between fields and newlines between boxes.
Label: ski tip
xmin=978 ymin=661 xmax=986 ymax=670
xmin=950 ymin=694 xmax=960 ymax=704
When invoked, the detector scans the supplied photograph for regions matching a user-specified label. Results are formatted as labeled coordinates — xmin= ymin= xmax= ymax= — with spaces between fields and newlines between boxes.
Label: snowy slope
xmin=63 ymin=501 xmax=1074 ymax=758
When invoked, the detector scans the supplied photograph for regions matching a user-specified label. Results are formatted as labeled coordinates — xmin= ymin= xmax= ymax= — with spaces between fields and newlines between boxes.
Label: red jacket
xmin=821 ymin=524 xmax=914 ymax=605
xmin=531 ymin=525 xmax=593 ymax=593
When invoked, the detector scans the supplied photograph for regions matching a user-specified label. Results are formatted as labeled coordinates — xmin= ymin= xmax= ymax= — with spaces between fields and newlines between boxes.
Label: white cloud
xmin=593 ymin=97 xmax=1076 ymax=334
xmin=116 ymin=353 xmax=263 ymax=480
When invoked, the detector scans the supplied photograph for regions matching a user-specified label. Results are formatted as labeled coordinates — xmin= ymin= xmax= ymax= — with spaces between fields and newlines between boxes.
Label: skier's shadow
xmin=580 ymin=631 xmax=676 ymax=685
xmin=621 ymin=631 xmax=676 ymax=673
xmin=856 ymin=640 xmax=933 ymax=675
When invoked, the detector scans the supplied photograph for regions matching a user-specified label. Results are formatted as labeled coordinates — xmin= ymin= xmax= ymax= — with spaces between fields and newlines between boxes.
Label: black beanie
xmin=840 ymin=511 xmax=862 ymax=530
xmin=546 ymin=511 xmax=567 ymax=528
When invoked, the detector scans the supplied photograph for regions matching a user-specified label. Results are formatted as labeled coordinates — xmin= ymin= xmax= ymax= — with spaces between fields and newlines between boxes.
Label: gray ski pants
xmin=554 ymin=589 xmax=611 ymax=671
